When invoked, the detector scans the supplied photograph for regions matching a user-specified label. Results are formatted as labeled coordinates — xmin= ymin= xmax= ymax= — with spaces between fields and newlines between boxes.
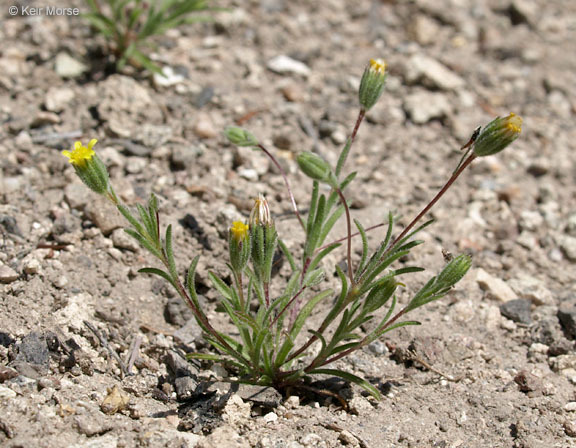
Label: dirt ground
xmin=1 ymin=0 xmax=576 ymax=447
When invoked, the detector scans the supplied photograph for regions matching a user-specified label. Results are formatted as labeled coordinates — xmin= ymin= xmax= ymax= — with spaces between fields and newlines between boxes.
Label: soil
xmin=1 ymin=0 xmax=576 ymax=447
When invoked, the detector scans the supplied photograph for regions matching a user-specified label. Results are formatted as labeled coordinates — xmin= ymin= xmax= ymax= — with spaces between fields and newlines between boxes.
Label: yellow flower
xmin=369 ymin=58 xmax=387 ymax=75
xmin=62 ymin=139 xmax=98 ymax=166
xmin=504 ymin=113 xmax=522 ymax=134
xmin=61 ymin=138 xmax=110 ymax=196
xmin=230 ymin=221 xmax=249 ymax=242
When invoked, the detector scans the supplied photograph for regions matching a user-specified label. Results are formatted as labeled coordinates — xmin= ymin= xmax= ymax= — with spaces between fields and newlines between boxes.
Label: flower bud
xmin=297 ymin=151 xmax=337 ymax=187
xmin=358 ymin=58 xmax=387 ymax=111
xmin=473 ymin=113 xmax=522 ymax=157
xmin=249 ymin=194 xmax=273 ymax=228
xmin=229 ymin=221 xmax=250 ymax=273
xmin=230 ymin=221 xmax=249 ymax=242
xmin=436 ymin=254 xmax=472 ymax=287
xmin=62 ymin=139 xmax=110 ymax=195
xmin=224 ymin=126 xmax=259 ymax=147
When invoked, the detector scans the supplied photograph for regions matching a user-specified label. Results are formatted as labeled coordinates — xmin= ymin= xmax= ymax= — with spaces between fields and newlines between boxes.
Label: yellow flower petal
xmin=230 ymin=221 xmax=249 ymax=241
xmin=62 ymin=140 xmax=97 ymax=166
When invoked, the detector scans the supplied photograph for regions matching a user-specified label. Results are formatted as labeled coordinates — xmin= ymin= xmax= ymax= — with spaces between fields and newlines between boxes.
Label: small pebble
xmin=476 ymin=268 xmax=518 ymax=302
xmin=267 ymin=55 xmax=311 ymax=77
xmin=263 ymin=412 xmax=278 ymax=423
xmin=0 ymin=264 xmax=19 ymax=283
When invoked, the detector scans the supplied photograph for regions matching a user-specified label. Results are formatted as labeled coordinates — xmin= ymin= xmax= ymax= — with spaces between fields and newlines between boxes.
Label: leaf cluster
xmin=84 ymin=0 xmax=214 ymax=73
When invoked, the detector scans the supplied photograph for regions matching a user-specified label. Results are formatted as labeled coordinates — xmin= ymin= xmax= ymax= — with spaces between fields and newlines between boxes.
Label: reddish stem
xmin=257 ymin=144 xmax=305 ymax=230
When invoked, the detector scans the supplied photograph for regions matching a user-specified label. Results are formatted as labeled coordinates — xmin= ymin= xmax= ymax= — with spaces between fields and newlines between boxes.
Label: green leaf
xmin=208 ymin=272 xmax=233 ymax=300
xmin=375 ymin=320 xmax=421 ymax=338
xmin=277 ymin=239 xmax=297 ymax=272
xmin=276 ymin=289 xmax=333 ymax=367
xmin=308 ymin=330 xmax=327 ymax=355
xmin=186 ymin=353 xmax=223 ymax=362
xmin=117 ymin=204 xmax=145 ymax=235
xmin=129 ymin=49 xmax=163 ymax=74
xmin=289 ymin=289 xmax=333 ymax=341
xmin=307 ymin=243 xmax=340 ymax=273
xmin=186 ymin=256 xmax=201 ymax=309
xmin=317 ymin=205 xmax=345 ymax=246
xmin=139 ymin=267 xmax=176 ymax=289
xmin=164 ymin=224 xmax=178 ymax=280
xmin=336 ymin=138 xmax=352 ymax=177
xmin=303 ymin=268 xmax=325 ymax=288
xmin=307 ymin=369 xmax=381 ymax=399
xmin=124 ymin=228 xmax=161 ymax=258
xmin=391 ymin=219 xmax=434 ymax=252
xmin=354 ymin=219 xmax=369 ymax=277
xmin=306 ymin=181 xmax=319 ymax=236
xmin=136 ymin=203 xmax=155 ymax=238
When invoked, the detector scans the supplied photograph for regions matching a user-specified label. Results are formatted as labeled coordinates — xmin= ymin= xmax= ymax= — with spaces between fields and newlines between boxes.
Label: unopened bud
xmin=358 ymin=58 xmax=387 ymax=111
xmin=249 ymin=194 xmax=273 ymax=228
xmin=224 ymin=126 xmax=259 ymax=147
xmin=473 ymin=113 xmax=522 ymax=157
xmin=297 ymin=151 xmax=337 ymax=187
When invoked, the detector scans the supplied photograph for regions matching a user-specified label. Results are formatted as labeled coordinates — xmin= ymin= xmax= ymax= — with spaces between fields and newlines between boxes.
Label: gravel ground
xmin=1 ymin=0 xmax=576 ymax=447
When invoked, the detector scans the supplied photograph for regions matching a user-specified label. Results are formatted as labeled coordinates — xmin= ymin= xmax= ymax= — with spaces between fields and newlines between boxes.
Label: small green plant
xmin=84 ymin=0 xmax=213 ymax=73
xmin=62 ymin=59 xmax=522 ymax=399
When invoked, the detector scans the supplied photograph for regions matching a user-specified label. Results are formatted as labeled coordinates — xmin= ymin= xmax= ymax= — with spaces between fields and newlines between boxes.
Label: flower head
xmin=250 ymin=194 xmax=273 ymax=228
xmin=369 ymin=58 xmax=386 ymax=75
xmin=473 ymin=113 xmax=523 ymax=157
xmin=229 ymin=221 xmax=250 ymax=273
xmin=230 ymin=221 xmax=249 ymax=242
xmin=62 ymin=139 xmax=98 ymax=166
xmin=359 ymin=58 xmax=388 ymax=111
xmin=61 ymin=139 xmax=110 ymax=196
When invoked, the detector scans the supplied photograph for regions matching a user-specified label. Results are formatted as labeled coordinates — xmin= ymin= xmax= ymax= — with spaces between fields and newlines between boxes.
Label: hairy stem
xmin=336 ymin=109 xmax=366 ymax=177
xmin=270 ymin=286 xmax=307 ymax=329
xmin=335 ymin=187 xmax=354 ymax=286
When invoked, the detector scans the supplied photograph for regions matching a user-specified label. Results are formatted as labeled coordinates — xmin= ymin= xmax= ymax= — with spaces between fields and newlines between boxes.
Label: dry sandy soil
xmin=1 ymin=0 xmax=576 ymax=447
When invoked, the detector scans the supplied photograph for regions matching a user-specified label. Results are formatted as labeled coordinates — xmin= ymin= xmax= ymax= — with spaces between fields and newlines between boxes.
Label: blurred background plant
xmin=84 ymin=0 xmax=214 ymax=74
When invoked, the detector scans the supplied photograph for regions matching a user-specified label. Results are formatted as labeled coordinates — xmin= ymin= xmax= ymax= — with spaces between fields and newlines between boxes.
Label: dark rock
xmin=530 ymin=318 xmax=562 ymax=346
xmin=165 ymin=297 xmax=194 ymax=327
xmin=236 ymin=384 xmax=283 ymax=409
xmin=549 ymin=338 xmax=574 ymax=356
xmin=0 ymin=332 xmax=15 ymax=347
xmin=0 ymin=215 xmax=22 ymax=237
xmin=172 ymin=318 xmax=203 ymax=346
xmin=15 ymin=332 xmax=49 ymax=366
xmin=0 ymin=366 xmax=18 ymax=382
xmin=558 ymin=301 xmax=576 ymax=339
xmin=164 ymin=350 xmax=199 ymax=378
xmin=194 ymin=87 xmax=215 ymax=109
xmin=175 ymin=376 xmax=199 ymax=400
xmin=514 ymin=370 xmax=543 ymax=396
xmin=500 ymin=299 xmax=532 ymax=324
xmin=170 ymin=145 xmax=201 ymax=171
